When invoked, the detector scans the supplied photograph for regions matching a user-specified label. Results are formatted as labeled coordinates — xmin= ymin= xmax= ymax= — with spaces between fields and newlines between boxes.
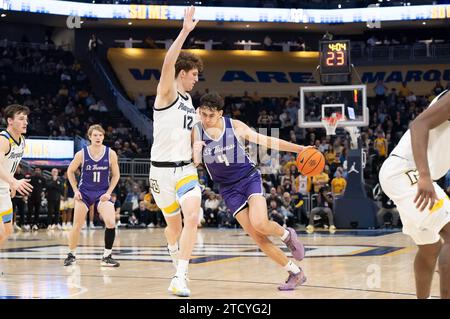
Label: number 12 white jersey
xmin=151 ymin=92 xmax=199 ymax=162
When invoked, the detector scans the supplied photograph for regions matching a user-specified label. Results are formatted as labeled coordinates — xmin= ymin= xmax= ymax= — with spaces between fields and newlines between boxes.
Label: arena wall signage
xmin=108 ymin=49 xmax=450 ymax=98
xmin=23 ymin=139 xmax=74 ymax=166
xmin=3 ymin=0 xmax=450 ymax=23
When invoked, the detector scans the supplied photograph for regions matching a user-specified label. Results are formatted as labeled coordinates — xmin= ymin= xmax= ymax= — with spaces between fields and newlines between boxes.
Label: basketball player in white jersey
xmin=379 ymin=90 xmax=450 ymax=299
xmin=0 ymin=105 xmax=33 ymax=249
xmin=149 ymin=6 xmax=203 ymax=297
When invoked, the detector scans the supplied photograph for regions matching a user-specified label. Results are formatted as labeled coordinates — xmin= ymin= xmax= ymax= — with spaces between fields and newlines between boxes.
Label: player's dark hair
xmin=3 ymin=104 xmax=30 ymax=121
xmin=200 ymin=92 xmax=224 ymax=111
xmin=175 ymin=51 xmax=203 ymax=77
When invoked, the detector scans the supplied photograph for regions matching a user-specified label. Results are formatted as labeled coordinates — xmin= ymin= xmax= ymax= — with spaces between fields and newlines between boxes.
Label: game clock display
xmin=319 ymin=40 xmax=351 ymax=75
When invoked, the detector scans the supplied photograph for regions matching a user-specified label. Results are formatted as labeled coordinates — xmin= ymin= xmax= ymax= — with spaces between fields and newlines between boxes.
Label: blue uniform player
xmin=193 ymin=92 xmax=307 ymax=290
xmin=64 ymin=125 xmax=121 ymax=267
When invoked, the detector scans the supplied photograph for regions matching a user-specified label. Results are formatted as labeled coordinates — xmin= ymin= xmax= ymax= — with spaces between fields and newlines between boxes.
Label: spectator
xmin=110 ymin=193 xmax=122 ymax=227
xmin=373 ymin=80 xmax=388 ymax=103
xmin=280 ymin=192 xmax=296 ymax=226
xmin=268 ymin=200 xmax=285 ymax=226
xmin=132 ymin=201 xmax=153 ymax=227
xmin=306 ymin=187 xmax=336 ymax=234
xmin=12 ymin=165 xmax=26 ymax=231
xmin=46 ymin=168 xmax=64 ymax=230
xmin=148 ymin=195 xmax=162 ymax=227
xmin=266 ymin=187 xmax=282 ymax=207
xmin=331 ymin=170 xmax=347 ymax=196
xmin=399 ymin=82 xmax=411 ymax=98
xmin=27 ymin=167 xmax=46 ymax=231
xmin=312 ymin=169 xmax=330 ymax=194
xmin=433 ymin=81 xmax=444 ymax=96
xmin=204 ymin=192 xmax=220 ymax=226
xmin=377 ymin=190 xmax=400 ymax=228
xmin=263 ymin=35 xmax=273 ymax=51
xmin=125 ymin=184 xmax=141 ymax=210
xmin=88 ymin=34 xmax=102 ymax=54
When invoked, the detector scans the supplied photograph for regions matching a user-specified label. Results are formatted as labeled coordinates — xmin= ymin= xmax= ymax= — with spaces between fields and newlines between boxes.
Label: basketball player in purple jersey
xmin=193 ymin=93 xmax=306 ymax=290
xmin=64 ymin=125 xmax=121 ymax=267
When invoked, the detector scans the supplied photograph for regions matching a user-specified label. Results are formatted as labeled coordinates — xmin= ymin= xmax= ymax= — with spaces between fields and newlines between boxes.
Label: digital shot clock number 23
xmin=319 ymin=40 xmax=351 ymax=75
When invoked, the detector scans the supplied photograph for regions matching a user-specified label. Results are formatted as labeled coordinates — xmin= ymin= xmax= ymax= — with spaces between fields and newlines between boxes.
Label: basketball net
xmin=321 ymin=113 xmax=344 ymax=136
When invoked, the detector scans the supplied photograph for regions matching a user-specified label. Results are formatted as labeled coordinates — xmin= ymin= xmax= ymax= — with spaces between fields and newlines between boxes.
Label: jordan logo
xmin=348 ymin=162 xmax=359 ymax=174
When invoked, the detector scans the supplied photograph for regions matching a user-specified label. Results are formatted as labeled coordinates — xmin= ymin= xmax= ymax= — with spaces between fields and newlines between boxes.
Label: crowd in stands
xmin=0 ymin=38 xmax=149 ymax=158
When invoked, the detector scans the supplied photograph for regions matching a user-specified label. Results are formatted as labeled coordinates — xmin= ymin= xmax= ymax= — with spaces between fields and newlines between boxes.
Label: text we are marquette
xmin=179 ymin=302 xmax=271 ymax=316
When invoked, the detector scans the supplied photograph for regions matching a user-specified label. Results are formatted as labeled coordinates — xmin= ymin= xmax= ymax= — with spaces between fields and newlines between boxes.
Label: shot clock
xmin=319 ymin=40 xmax=351 ymax=75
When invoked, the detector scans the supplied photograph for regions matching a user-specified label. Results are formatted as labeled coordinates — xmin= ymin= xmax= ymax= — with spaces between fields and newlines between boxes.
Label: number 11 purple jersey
xmin=79 ymin=146 xmax=110 ymax=192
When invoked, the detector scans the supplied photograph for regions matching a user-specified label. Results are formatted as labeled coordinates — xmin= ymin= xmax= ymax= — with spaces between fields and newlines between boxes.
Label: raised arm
xmin=232 ymin=119 xmax=304 ymax=153
xmin=155 ymin=6 xmax=199 ymax=108
xmin=410 ymin=91 xmax=450 ymax=211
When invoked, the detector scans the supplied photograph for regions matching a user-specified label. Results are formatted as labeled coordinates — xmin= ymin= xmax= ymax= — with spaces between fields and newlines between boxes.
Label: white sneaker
xmin=56 ymin=224 xmax=62 ymax=230
xmin=52 ymin=224 xmax=57 ymax=230
xmin=23 ymin=224 xmax=31 ymax=232
xmin=62 ymin=223 xmax=67 ymax=230
xmin=32 ymin=225 xmax=39 ymax=231
xmin=67 ymin=223 xmax=73 ymax=229
xmin=168 ymin=276 xmax=190 ymax=297
xmin=81 ymin=222 xmax=87 ymax=230
xmin=148 ymin=223 xmax=155 ymax=228
xmin=47 ymin=225 xmax=52 ymax=230
xmin=14 ymin=223 xmax=22 ymax=231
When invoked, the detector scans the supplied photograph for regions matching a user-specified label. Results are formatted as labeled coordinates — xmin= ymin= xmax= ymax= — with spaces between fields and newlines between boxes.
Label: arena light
xmin=1 ymin=13 xmax=6 ymax=18
xmin=128 ymin=21 xmax=132 ymax=25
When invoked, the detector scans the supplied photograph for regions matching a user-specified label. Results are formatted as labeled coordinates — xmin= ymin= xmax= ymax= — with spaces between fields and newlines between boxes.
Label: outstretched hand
xmin=182 ymin=6 xmax=199 ymax=33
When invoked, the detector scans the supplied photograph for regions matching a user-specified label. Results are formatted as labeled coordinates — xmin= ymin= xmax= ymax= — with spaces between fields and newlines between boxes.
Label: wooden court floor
xmin=0 ymin=227 xmax=438 ymax=299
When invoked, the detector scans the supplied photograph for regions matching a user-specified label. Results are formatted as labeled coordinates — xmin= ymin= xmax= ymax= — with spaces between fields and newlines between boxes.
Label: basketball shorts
xmin=379 ymin=155 xmax=450 ymax=245
xmin=60 ymin=198 xmax=75 ymax=211
xmin=79 ymin=188 xmax=111 ymax=210
xmin=149 ymin=163 xmax=201 ymax=218
xmin=0 ymin=189 xmax=13 ymax=223
xmin=219 ymin=169 xmax=264 ymax=217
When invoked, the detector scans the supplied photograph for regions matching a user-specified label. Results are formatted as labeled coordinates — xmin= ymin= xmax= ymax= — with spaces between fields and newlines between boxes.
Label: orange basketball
xmin=296 ymin=148 xmax=325 ymax=177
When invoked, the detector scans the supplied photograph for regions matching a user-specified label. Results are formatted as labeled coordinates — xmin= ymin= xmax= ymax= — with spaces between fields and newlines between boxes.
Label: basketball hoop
xmin=321 ymin=113 xmax=344 ymax=136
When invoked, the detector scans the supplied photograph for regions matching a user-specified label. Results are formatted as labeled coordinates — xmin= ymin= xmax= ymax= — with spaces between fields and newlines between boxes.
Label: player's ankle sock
xmin=280 ymin=229 xmax=290 ymax=241
xmin=103 ymin=249 xmax=112 ymax=258
xmin=168 ymin=243 xmax=179 ymax=254
xmin=283 ymin=260 xmax=300 ymax=274
xmin=176 ymin=259 xmax=189 ymax=278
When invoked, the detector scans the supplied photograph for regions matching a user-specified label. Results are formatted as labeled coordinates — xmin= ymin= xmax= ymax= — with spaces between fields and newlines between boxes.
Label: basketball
xmin=296 ymin=148 xmax=325 ymax=177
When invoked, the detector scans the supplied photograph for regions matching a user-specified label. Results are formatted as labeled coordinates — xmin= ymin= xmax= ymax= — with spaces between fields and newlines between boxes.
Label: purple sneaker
xmin=278 ymin=269 xmax=307 ymax=291
xmin=282 ymin=228 xmax=305 ymax=261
